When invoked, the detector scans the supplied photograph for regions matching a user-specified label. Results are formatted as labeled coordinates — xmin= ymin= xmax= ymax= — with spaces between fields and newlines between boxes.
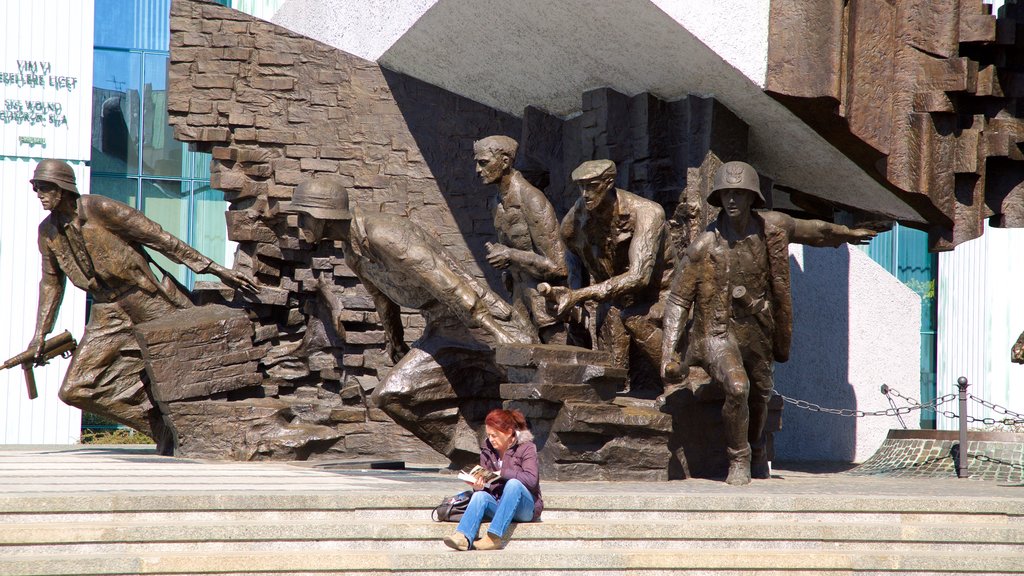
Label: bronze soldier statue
xmin=474 ymin=135 xmax=568 ymax=343
xmin=27 ymin=159 xmax=256 ymax=452
xmin=287 ymin=176 xmax=537 ymax=467
xmin=541 ymin=159 xmax=672 ymax=394
xmin=660 ymin=161 xmax=877 ymax=485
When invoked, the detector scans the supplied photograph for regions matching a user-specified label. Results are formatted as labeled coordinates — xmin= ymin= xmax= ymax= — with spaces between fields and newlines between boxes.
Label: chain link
xmin=778 ymin=390 xmax=956 ymax=418
xmin=966 ymin=391 xmax=1024 ymax=420
xmin=970 ymin=453 xmax=1024 ymax=470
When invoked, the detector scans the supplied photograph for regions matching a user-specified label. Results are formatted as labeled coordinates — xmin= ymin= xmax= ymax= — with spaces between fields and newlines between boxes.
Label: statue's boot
xmin=726 ymin=446 xmax=752 ymax=486
xmin=751 ymin=445 xmax=770 ymax=479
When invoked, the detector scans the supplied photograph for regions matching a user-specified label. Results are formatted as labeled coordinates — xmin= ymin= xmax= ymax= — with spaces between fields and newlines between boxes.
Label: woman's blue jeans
xmin=456 ymin=479 xmax=535 ymax=544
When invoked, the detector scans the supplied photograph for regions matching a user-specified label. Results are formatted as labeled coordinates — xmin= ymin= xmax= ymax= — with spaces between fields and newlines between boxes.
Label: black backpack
xmin=431 ymin=490 xmax=472 ymax=522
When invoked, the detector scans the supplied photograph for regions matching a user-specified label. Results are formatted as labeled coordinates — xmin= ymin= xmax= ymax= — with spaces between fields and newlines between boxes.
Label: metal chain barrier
xmin=781 ymin=380 xmax=1024 ymax=478
xmin=968 ymin=394 xmax=1024 ymax=426
xmin=970 ymin=453 xmax=1024 ymax=470
xmin=777 ymin=386 xmax=957 ymax=420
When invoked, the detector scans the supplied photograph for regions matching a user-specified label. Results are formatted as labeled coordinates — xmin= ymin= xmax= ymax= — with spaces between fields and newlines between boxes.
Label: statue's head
xmin=473 ymin=135 xmax=518 ymax=185
xmin=286 ymin=176 xmax=351 ymax=243
xmin=571 ymin=159 xmax=617 ymax=211
xmin=31 ymin=159 xmax=79 ymax=211
xmin=708 ymin=161 xmax=766 ymax=211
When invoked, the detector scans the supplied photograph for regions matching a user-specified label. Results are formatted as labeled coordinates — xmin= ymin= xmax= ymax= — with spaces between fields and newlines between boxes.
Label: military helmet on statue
xmin=30 ymin=159 xmax=79 ymax=197
xmin=708 ymin=161 xmax=766 ymax=209
xmin=287 ymin=175 xmax=351 ymax=220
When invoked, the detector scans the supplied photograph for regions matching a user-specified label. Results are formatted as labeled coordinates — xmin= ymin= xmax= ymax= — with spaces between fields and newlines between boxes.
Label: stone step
xmin=3 ymin=491 xmax=1021 ymax=516
xmin=1 ymin=548 xmax=1020 ymax=575
xmin=0 ymin=518 xmax=1020 ymax=555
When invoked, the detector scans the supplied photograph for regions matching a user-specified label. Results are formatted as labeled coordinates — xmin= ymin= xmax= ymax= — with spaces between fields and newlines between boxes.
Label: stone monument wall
xmin=168 ymin=0 xmax=520 ymax=461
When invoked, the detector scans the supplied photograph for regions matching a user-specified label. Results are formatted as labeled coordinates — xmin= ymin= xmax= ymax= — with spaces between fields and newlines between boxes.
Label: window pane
xmin=141 ymin=180 xmax=189 ymax=285
xmin=92 ymin=50 xmax=142 ymax=175
xmin=187 ymin=149 xmax=213 ymax=180
xmin=192 ymin=184 xmax=232 ymax=283
xmin=95 ymin=0 xmax=171 ymax=51
xmin=142 ymin=53 xmax=184 ymax=178
xmin=90 ymin=176 xmax=138 ymax=208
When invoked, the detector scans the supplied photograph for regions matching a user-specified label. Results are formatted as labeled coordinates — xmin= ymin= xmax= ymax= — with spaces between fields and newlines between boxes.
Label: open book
xmin=457 ymin=465 xmax=500 ymax=485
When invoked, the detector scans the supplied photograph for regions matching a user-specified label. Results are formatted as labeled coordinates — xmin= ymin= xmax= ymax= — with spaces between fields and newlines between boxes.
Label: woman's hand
xmin=470 ymin=477 xmax=485 ymax=491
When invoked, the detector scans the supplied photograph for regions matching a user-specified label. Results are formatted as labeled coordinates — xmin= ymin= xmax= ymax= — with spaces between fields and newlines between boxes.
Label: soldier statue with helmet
xmin=27 ymin=159 xmax=256 ymax=453
xmin=660 ymin=161 xmax=878 ymax=485
xmin=286 ymin=175 xmax=537 ymax=467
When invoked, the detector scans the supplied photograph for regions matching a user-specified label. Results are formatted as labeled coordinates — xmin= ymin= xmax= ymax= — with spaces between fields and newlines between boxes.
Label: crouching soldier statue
xmin=286 ymin=176 xmax=537 ymax=467
xmin=27 ymin=159 xmax=256 ymax=453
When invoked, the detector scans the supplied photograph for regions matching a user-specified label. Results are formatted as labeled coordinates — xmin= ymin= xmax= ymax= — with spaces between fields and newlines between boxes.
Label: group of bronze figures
xmin=21 ymin=141 xmax=930 ymax=485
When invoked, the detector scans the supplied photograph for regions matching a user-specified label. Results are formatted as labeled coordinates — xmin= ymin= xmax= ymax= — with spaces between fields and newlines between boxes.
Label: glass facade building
xmin=91 ymin=0 xmax=230 ymax=288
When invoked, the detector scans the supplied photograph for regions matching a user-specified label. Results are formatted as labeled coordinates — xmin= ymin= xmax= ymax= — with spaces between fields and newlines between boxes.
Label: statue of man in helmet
xmin=27 ymin=159 xmax=256 ymax=453
xmin=286 ymin=175 xmax=537 ymax=467
xmin=660 ymin=161 xmax=877 ymax=486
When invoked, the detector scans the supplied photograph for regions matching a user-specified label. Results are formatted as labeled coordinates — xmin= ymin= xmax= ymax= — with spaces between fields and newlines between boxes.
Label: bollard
xmin=956 ymin=376 xmax=970 ymax=478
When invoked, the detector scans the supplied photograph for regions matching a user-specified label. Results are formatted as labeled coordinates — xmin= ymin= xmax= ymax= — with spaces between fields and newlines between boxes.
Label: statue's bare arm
xmin=30 ymin=232 xmax=67 ymax=358
xmin=575 ymin=205 xmax=663 ymax=303
xmin=778 ymin=212 xmax=878 ymax=247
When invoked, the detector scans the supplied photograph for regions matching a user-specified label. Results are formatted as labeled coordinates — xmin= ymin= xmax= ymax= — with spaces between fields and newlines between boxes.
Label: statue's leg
xmin=621 ymin=304 xmax=664 ymax=396
xmin=746 ymin=358 xmax=775 ymax=479
xmin=705 ymin=336 xmax=751 ymax=485
xmin=59 ymin=303 xmax=154 ymax=436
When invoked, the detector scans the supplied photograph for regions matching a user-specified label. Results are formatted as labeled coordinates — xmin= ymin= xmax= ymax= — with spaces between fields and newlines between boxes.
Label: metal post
xmin=956 ymin=376 xmax=970 ymax=478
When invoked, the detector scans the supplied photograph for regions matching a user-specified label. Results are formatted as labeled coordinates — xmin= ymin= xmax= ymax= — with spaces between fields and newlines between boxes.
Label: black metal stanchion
xmin=957 ymin=376 xmax=970 ymax=478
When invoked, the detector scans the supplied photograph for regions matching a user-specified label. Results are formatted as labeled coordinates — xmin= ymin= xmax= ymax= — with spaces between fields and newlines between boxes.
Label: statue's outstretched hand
xmin=847 ymin=227 xmax=878 ymax=245
xmin=209 ymin=263 xmax=259 ymax=293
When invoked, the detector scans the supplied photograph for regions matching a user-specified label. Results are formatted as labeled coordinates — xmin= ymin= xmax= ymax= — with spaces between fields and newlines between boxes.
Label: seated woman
xmin=443 ymin=408 xmax=543 ymax=551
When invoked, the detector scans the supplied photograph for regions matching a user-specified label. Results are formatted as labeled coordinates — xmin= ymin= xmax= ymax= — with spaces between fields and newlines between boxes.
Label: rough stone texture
xmin=166 ymin=0 xmax=919 ymax=472
xmin=168 ymin=0 xmax=516 ymax=464
xmin=849 ymin=429 xmax=1024 ymax=482
xmin=498 ymin=343 xmax=783 ymax=480
xmin=498 ymin=344 xmax=674 ymax=481
xmin=766 ymin=0 xmax=1024 ymax=250
xmin=134 ymin=305 xmax=264 ymax=405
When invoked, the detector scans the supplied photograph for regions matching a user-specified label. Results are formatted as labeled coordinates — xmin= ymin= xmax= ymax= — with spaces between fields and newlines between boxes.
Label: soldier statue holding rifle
xmin=24 ymin=159 xmax=256 ymax=453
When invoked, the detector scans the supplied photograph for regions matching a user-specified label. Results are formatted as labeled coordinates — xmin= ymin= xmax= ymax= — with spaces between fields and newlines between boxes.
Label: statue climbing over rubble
xmin=288 ymin=176 xmax=537 ymax=467
xmin=660 ymin=161 xmax=878 ymax=485
xmin=25 ymin=159 xmax=257 ymax=454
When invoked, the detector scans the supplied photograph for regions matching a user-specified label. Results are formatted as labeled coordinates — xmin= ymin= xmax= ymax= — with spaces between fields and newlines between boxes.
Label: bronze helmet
xmin=708 ymin=161 xmax=766 ymax=209
xmin=287 ymin=176 xmax=351 ymax=220
xmin=30 ymin=159 xmax=79 ymax=196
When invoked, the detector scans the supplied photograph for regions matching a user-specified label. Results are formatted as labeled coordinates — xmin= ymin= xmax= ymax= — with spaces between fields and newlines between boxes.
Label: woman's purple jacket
xmin=480 ymin=430 xmax=544 ymax=520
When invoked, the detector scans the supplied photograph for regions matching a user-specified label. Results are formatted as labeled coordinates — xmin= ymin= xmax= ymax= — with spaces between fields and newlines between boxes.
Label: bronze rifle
xmin=1 ymin=330 xmax=77 ymax=399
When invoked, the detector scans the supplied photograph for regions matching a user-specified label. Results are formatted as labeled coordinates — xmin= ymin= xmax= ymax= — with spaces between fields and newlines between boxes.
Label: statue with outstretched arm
xmin=660 ymin=161 xmax=877 ymax=486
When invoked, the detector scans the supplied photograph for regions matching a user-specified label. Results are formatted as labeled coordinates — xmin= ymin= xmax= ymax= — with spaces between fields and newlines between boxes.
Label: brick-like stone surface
xmin=167 ymin=0 xmax=518 ymax=464
xmin=766 ymin=0 xmax=1024 ymax=250
xmin=848 ymin=431 xmax=1024 ymax=482
xmin=166 ymin=0 xmax=784 ymax=473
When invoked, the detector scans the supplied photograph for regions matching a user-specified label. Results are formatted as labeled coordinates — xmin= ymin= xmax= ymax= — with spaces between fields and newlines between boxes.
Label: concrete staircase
xmin=2 ymin=490 xmax=1022 ymax=575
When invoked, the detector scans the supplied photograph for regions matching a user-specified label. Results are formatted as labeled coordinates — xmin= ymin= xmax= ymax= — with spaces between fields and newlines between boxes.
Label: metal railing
xmin=778 ymin=376 xmax=1023 ymax=479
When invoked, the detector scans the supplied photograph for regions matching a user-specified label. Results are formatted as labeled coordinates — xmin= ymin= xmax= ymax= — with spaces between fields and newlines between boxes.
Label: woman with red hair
xmin=443 ymin=408 xmax=543 ymax=551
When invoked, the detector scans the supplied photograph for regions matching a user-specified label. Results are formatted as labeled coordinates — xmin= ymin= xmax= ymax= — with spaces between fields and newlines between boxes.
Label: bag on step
xmin=431 ymin=490 xmax=472 ymax=522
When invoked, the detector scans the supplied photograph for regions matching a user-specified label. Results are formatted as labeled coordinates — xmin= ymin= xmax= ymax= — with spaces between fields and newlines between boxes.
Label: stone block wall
xmin=168 ymin=0 xmax=519 ymax=462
